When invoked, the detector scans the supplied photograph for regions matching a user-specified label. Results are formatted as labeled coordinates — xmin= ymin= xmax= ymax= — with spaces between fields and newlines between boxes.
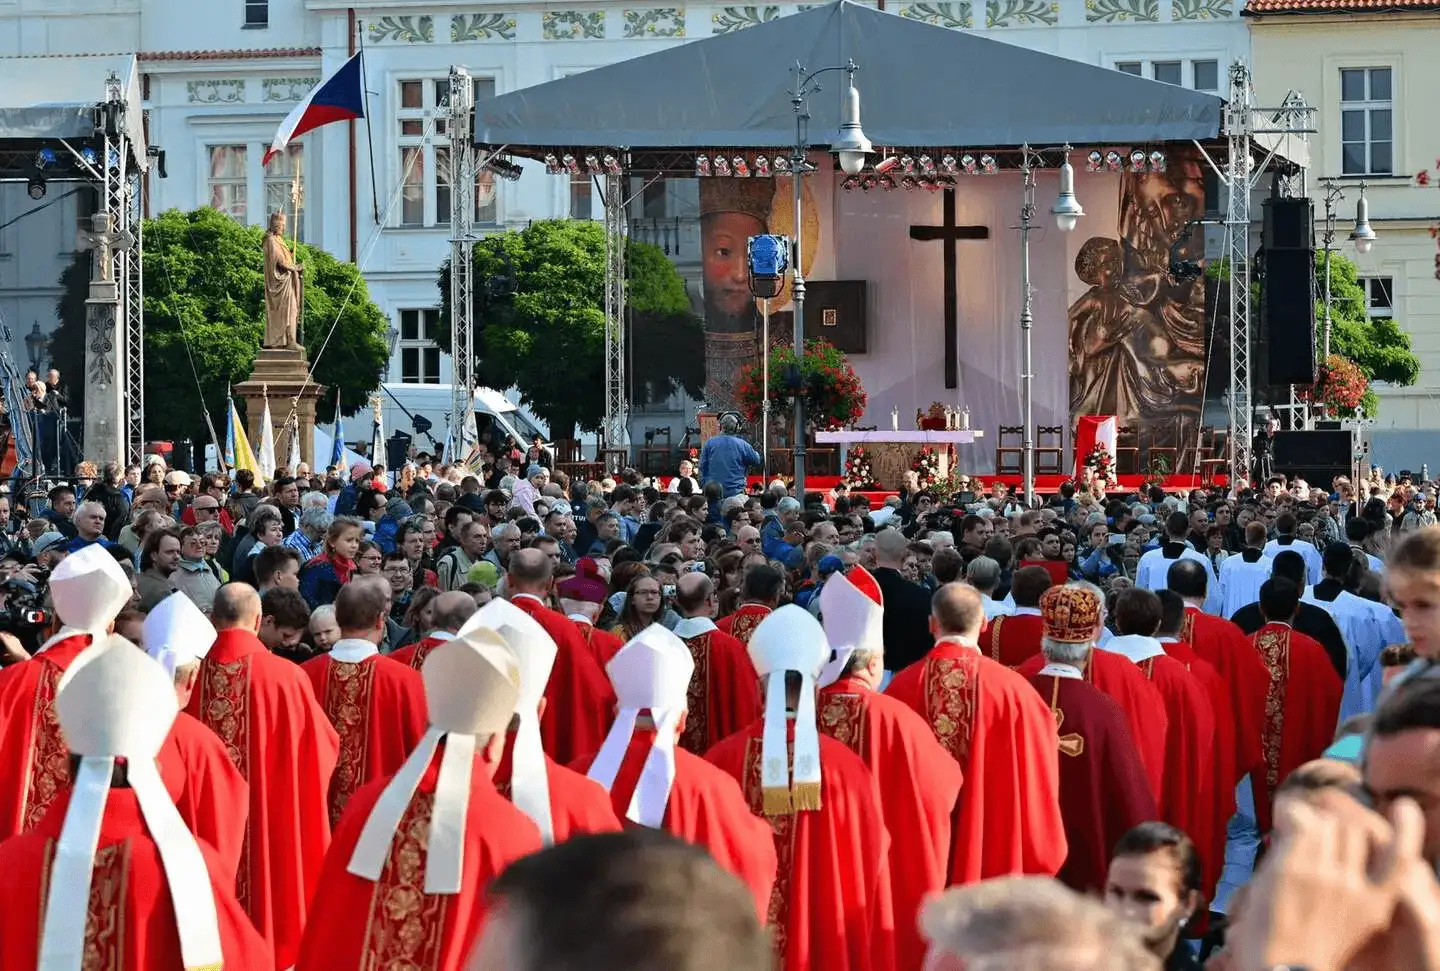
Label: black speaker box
xmin=801 ymin=280 xmax=868 ymax=353
xmin=1272 ymin=430 xmax=1351 ymax=484
xmin=1264 ymin=197 xmax=1315 ymax=251
xmin=1263 ymin=248 xmax=1317 ymax=386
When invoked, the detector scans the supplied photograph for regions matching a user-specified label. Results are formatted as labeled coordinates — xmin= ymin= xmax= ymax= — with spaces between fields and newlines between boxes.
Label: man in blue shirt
xmin=698 ymin=414 xmax=761 ymax=499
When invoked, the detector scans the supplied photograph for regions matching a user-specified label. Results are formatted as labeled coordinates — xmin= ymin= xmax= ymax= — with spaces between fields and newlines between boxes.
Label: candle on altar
xmin=890 ymin=406 xmax=899 ymax=431
xmin=960 ymin=406 xmax=971 ymax=431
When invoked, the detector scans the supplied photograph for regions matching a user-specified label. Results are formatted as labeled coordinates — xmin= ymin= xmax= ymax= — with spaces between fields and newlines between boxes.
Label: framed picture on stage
xmin=802 ymin=280 xmax=868 ymax=353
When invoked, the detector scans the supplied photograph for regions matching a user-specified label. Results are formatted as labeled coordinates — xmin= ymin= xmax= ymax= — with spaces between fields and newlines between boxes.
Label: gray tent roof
xmin=0 ymin=55 xmax=148 ymax=169
xmin=476 ymin=1 xmax=1223 ymax=155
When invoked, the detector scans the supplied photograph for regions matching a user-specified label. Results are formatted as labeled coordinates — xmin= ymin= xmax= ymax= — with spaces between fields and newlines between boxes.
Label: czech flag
xmin=264 ymin=52 xmax=365 ymax=165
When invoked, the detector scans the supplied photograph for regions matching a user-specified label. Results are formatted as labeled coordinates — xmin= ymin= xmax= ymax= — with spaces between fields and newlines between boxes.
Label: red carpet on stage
xmin=734 ymin=474 xmax=1227 ymax=504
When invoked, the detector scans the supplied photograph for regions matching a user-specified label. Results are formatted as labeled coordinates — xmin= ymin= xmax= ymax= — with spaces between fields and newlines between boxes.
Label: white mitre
xmin=747 ymin=604 xmax=830 ymax=815
xmin=141 ymin=592 xmax=217 ymax=680
xmin=457 ymin=597 xmax=558 ymax=843
xmin=817 ymin=565 xmax=885 ymax=688
xmin=38 ymin=543 xmax=132 ymax=655
xmin=586 ymin=624 xmax=694 ymax=827
xmin=347 ymin=626 xmax=521 ymax=894
xmin=47 ymin=637 xmax=221 ymax=971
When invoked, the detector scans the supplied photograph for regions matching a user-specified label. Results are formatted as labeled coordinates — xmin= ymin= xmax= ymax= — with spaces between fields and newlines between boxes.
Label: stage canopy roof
xmin=476 ymin=0 xmax=1224 ymax=158
xmin=0 ymin=54 xmax=148 ymax=171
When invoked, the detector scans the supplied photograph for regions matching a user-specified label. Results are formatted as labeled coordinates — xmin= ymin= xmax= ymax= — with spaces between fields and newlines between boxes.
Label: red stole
xmin=295 ymin=750 xmax=543 ymax=971
xmin=388 ymin=634 xmax=451 ymax=671
xmin=511 ymin=596 xmax=616 ymax=765
xmin=185 ymin=628 xmax=339 ymax=971
xmin=1182 ymin=607 xmax=1269 ymax=780
xmin=302 ymin=652 xmax=429 ymax=825
xmin=1027 ymin=674 xmax=1157 ymax=894
xmin=716 ymin=603 xmax=771 ymax=645
xmin=493 ymin=733 xmax=622 ymax=841
xmin=0 ymin=789 xmax=271 ymax=971
xmin=818 ymin=678 xmax=963 ymax=971
xmin=981 ymin=613 xmax=1044 ymax=668
xmin=678 ymin=628 xmax=762 ymax=755
xmin=706 ymin=721 xmax=896 ymax=971
xmin=1138 ymin=655 xmax=1217 ymax=859
xmin=0 ymin=634 xmax=93 ymax=839
xmin=576 ymin=622 xmax=625 ymax=668
xmin=571 ymin=731 xmax=777 ymax=920
xmin=1249 ymin=623 xmax=1344 ymax=832
xmin=886 ymin=642 xmax=1067 ymax=885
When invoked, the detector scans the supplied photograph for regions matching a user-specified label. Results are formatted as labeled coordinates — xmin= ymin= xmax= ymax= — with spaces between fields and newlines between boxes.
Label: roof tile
xmin=1245 ymin=0 xmax=1440 ymax=13
xmin=137 ymin=48 xmax=320 ymax=62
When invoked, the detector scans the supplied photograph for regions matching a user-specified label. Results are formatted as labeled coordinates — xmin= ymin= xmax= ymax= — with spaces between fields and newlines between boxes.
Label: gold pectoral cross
xmin=1050 ymin=679 xmax=1085 ymax=758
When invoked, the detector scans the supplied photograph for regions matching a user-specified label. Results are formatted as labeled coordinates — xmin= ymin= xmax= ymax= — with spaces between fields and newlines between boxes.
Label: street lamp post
xmin=788 ymin=60 xmax=869 ymax=497
xmin=1319 ymin=178 xmax=1377 ymax=359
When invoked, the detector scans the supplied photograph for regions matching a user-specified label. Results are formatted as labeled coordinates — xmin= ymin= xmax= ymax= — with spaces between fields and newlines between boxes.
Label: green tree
xmin=53 ymin=207 xmax=389 ymax=446
xmin=436 ymin=219 xmax=704 ymax=438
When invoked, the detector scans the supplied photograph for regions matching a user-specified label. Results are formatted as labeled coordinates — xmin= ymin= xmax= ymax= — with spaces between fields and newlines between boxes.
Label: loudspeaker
xmin=1272 ymin=430 xmax=1351 ymax=484
xmin=1263 ymin=248 xmax=1317 ymax=386
xmin=802 ymin=280 xmax=868 ymax=353
xmin=1264 ymin=197 xmax=1315 ymax=251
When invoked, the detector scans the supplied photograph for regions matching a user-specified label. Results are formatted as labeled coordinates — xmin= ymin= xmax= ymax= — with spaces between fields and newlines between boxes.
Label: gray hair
xmin=777 ymin=497 xmax=801 ymax=514
xmin=309 ymin=604 xmax=336 ymax=627
xmin=966 ymin=555 xmax=1001 ymax=591
xmin=721 ymin=413 xmax=740 ymax=434
xmin=1040 ymin=635 xmax=1092 ymax=668
xmin=248 ymin=502 xmax=281 ymax=530
xmin=930 ymin=530 xmax=954 ymax=547
xmin=300 ymin=506 xmax=334 ymax=533
xmin=300 ymin=490 xmax=329 ymax=511
xmin=493 ymin=522 xmax=521 ymax=541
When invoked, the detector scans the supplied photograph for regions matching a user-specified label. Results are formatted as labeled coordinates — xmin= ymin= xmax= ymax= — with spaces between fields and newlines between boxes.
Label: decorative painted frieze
xmin=623 ymin=7 xmax=686 ymax=36
xmin=186 ymin=79 xmax=245 ymax=104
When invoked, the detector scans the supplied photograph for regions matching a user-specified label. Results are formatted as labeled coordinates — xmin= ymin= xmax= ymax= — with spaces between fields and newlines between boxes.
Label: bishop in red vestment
xmin=388 ymin=630 xmax=452 ymax=670
xmin=297 ymin=626 xmax=543 ymax=971
xmin=978 ymin=566 xmax=1053 ymax=667
xmin=716 ymin=601 xmax=772 ymax=644
xmin=817 ymin=567 xmax=962 ymax=971
xmin=577 ymin=624 xmax=776 ymax=919
xmin=463 ymin=595 xmax=622 ymax=844
xmin=0 ymin=636 xmax=270 ymax=971
xmin=708 ymin=606 xmax=895 ymax=971
xmin=1248 ymin=580 xmax=1345 ymax=832
xmin=887 ymin=583 xmax=1067 ymax=885
xmin=186 ymin=584 xmax=340 ymax=971
xmin=672 ymin=572 xmax=762 ymax=754
xmin=503 ymin=549 xmax=615 ymax=764
xmin=388 ymin=590 xmax=480 ymax=671
xmin=558 ymin=566 xmax=626 ymax=667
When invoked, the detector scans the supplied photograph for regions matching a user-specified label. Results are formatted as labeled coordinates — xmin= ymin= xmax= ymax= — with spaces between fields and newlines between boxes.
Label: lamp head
xmin=830 ymin=72 xmax=871 ymax=176
xmin=1050 ymin=157 xmax=1084 ymax=233
xmin=1349 ymin=190 xmax=1377 ymax=253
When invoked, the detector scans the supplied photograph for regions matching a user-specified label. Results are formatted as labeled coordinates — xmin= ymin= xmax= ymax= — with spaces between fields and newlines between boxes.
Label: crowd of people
xmin=0 ymin=434 xmax=1436 ymax=971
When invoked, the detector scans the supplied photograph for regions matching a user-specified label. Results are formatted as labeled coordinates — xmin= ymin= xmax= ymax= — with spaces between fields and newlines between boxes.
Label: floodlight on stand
xmin=732 ymin=156 xmax=751 ymax=178
xmin=754 ymin=156 xmax=772 ymax=177
xmin=1148 ymin=150 xmax=1166 ymax=173
xmin=874 ymin=155 xmax=899 ymax=175
xmin=979 ymin=154 xmax=998 ymax=174
xmin=695 ymin=154 xmax=711 ymax=177
xmin=544 ymin=154 xmax=562 ymax=174
xmin=829 ymin=70 xmax=872 ymax=176
xmin=940 ymin=154 xmax=958 ymax=175
xmin=1086 ymin=150 xmax=1103 ymax=173
xmin=919 ymin=155 xmax=936 ymax=176
xmin=26 ymin=176 xmax=45 ymax=200
xmin=713 ymin=156 xmax=732 ymax=177
xmin=746 ymin=234 xmax=790 ymax=300
xmin=1050 ymin=151 xmax=1085 ymax=234
xmin=772 ymin=156 xmax=791 ymax=173
xmin=960 ymin=154 xmax=977 ymax=174
xmin=562 ymin=153 xmax=581 ymax=175
xmin=1349 ymin=186 xmax=1377 ymax=254
xmin=603 ymin=154 xmax=623 ymax=175
xmin=1128 ymin=150 xmax=1147 ymax=173
xmin=1105 ymin=151 xmax=1122 ymax=172
xmin=35 ymin=147 xmax=56 ymax=170
xmin=584 ymin=154 xmax=601 ymax=174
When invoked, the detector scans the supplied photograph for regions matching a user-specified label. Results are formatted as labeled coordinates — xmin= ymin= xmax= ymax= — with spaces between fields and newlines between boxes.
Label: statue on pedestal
xmin=263 ymin=210 xmax=304 ymax=350
xmin=76 ymin=213 xmax=135 ymax=284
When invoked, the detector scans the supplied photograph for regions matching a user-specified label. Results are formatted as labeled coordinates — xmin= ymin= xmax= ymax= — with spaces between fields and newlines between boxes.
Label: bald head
xmin=507 ymin=547 xmax=554 ymax=594
xmin=675 ymin=572 xmax=714 ymax=617
xmin=211 ymin=582 xmax=262 ymax=630
xmin=430 ymin=591 xmax=477 ymax=634
xmin=931 ymin=582 xmax=984 ymax=641
xmin=874 ymin=527 xmax=909 ymax=569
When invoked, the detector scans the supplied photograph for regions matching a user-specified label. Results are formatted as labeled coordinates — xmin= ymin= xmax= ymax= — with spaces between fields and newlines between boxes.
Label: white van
xmin=373 ymin=383 xmax=554 ymax=458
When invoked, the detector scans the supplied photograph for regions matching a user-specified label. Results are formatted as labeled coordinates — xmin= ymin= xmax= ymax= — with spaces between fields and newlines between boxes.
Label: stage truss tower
xmin=447 ymin=67 xmax=476 ymax=457
xmin=603 ymin=171 xmax=628 ymax=448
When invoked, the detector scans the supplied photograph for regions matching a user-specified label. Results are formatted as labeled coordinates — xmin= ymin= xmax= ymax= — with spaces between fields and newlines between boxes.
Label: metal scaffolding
xmin=447 ymin=66 xmax=476 ymax=457
xmin=603 ymin=171 xmax=628 ymax=449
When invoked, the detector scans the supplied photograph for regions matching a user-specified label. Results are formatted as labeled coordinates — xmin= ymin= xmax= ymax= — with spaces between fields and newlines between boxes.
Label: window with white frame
xmin=396 ymin=77 xmax=497 ymax=228
xmin=1341 ymin=67 xmax=1393 ymax=176
xmin=263 ymin=145 xmax=304 ymax=233
xmin=244 ymin=0 xmax=268 ymax=27
xmin=1192 ymin=60 xmax=1219 ymax=92
xmin=1362 ymin=277 xmax=1393 ymax=319
xmin=569 ymin=173 xmax=593 ymax=219
xmin=208 ymin=145 xmax=248 ymax=221
xmin=1152 ymin=61 xmax=1182 ymax=85
xmin=1117 ymin=61 xmax=1142 ymax=76
xmin=1113 ymin=58 xmax=1220 ymax=91
xmin=398 ymin=309 xmax=443 ymax=384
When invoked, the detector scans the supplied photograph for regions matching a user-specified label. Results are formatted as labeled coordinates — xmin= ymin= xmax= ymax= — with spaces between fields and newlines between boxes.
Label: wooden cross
xmin=909 ymin=189 xmax=989 ymax=389
xmin=1049 ymin=680 xmax=1085 ymax=758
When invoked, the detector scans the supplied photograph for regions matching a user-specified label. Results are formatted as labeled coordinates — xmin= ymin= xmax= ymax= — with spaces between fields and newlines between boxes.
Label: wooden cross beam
xmin=909 ymin=188 xmax=989 ymax=389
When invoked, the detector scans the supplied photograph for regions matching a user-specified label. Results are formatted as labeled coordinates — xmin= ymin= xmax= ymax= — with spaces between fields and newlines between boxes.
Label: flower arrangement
xmin=1301 ymin=354 xmax=1369 ymax=417
xmin=736 ymin=338 xmax=868 ymax=431
xmin=1084 ymin=442 xmax=1119 ymax=489
xmin=912 ymin=446 xmax=942 ymax=489
xmin=844 ymin=445 xmax=880 ymax=490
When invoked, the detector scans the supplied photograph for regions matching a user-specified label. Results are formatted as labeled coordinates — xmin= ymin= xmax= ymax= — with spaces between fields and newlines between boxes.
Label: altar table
xmin=815 ymin=430 xmax=985 ymax=490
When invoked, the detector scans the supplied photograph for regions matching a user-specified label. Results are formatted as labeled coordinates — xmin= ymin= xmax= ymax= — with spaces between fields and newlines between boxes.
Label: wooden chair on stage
xmin=1143 ymin=419 xmax=1179 ymax=480
xmin=1035 ymin=425 xmax=1065 ymax=476
xmin=1115 ymin=425 xmax=1141 ymax=475
xmin=1199 ymin=427 xmax=1229 ymax=486
xmin=638 ymin=427 xmax=672 ymax=476
xmin=995 ymin=426 xmax=1024 ymax=476
xmin=554 ymin=438 xmax=603 ymax=483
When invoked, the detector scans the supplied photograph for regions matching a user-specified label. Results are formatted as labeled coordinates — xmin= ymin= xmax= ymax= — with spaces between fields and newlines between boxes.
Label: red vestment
xmin=0 ymin=789 xmax=272 ymax=971
xmin=388 ymin=634 xmax=450 ymax=671
xmin=158 ymin=711 xmax=250 ymax=885
xmin=295 ymin=749 xmax=543 ymax=971
xmin=1026 ymin=672 xmax=1156 ymax=894
xmin=185 ymin=628 xmax=340 ymax=971
xmin=980 ymin=612 xmax=1044 ymax=667
xmin=571 ymin=730 xmax=777 ymax=919
xmin=886 ymin=641 xmax=1066 ymax=884
xmin=301 ymin=652 xmax=429 ymax=825
xmin=1249 ymin=623 xmax=1344 ymax=832
xmin=493 ymin=732 xmax=622 ymax=840
xmin=1019 ymin=649 xmax=1169 ymax=803
xmin=818 ymin=677 xmax=963 ymax=971
xmin=1136 ymin=654 xmax=1216 ymax=858
xmin=575 ymin=621 xmax=625 ymax=668
xmin=715 ymin=603 xmax=771 ymax=644
xmin=1182 ymin=606 xmax=1268 ymax=781
xmin=511 ymin=595 xmax=616 ymax=765
xmin=707 ymin=721 xmax=895 ymax=971
xmin=678 ymin=627 xmax=762 ymax=755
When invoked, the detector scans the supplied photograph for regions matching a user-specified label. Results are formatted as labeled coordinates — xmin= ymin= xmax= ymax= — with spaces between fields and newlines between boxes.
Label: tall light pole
xmin=1318 ymin=178 xmax=1376 ymax=359
xmin=788 ymin=60 xmax=869 ymax=497
xmin=1016 ymin=144 xmax=1083 ymax=507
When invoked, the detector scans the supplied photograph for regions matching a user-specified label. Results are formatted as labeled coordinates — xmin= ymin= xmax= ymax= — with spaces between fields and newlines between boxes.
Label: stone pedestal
xmin=82 ymin=279 xmax=124 ymax=468
xmin=233 ymin=347 xmax=325 ymax=471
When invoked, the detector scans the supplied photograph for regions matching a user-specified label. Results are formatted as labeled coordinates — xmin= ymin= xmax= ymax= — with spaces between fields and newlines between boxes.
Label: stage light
xmin=584 ymin=154 xmax=601 ymax=174
xmin=602 ymin=154 xmax=623 ymax=175
xmin=1149 ymin=151 xmax=1166 ymax=172
xmin=487 ymin=158 xmax=523 ymax=182
xmin=35 ymin=148 xmax=56 ymax=170
xmin=861 ymin=174 xmax=878 ymax=191
xmin=732 ymin=155 xmax=750 ymax=178
xmin=940 ymin=154 xmax=958 ymax=175
xmin=1105 ymin=151 xmax=1123 ymax=172
xmin=713 ymin=156 xmax=731 ymax=177
xmin=879 ymin=175 xmax=896 ymax=190
xmin=544 ymin=154 xmax=562 ymax=174
xmin=960 ymin=154 xmax=977 ymax=174
xmin=938 ymin=175 xmax=956 ymax=188
xmin=754 ymin=156 xmax=771 ymax=177
xmin=921 ymin=178 xmax=943 ymax=192
xmin=27 ymin=176 xmax=45 ymax=200
xmin=918 ymin=155 xmax=936 ymax=176
xmin=1350 ymin=186 xmax=1377 ymax=253
xmin=108 ymin=147 xmax=121 ymax=173
xmin=80 ymin=146 xmax=98 ymax=167
xmin=772 ymin=155 xmax=791 ymax=174
xmin=841 ymin=175 xmax=861 ymax=191
xmin=1051 ymin=153 xmax=1085 ymax=233
xmin=979 ymin=154 xmax=998 ymax=175
xmin=1086 ymin=150 xmax=1103 ymax=173
xmin=900 ymin=176 xmax=917 ymax=190
xmin=562 ymin=154 xmax=581 ymax=175
xmin=1128 ymin=150 xmax=1147 ymax=173
xmin=874 ymin=156 xmax=899 ymax=175
xmin=695 ymin=154 xmax=711 ymax=177
xmin=900 ymin=155 xmax=915 ymax=175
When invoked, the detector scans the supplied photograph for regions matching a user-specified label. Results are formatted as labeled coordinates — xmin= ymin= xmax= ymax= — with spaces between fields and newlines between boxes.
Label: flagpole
xmin=356 ymin=37 xmax=381 ymax=225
